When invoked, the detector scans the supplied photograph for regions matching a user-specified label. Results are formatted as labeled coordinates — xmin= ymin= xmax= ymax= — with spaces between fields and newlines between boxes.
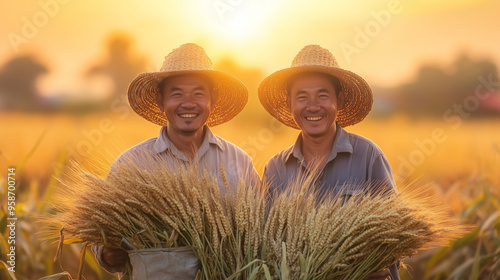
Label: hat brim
xmin=128 ymin=70 xmax=248 ymax=126
xmin=258 ymin=65 xmax=373 ymax=129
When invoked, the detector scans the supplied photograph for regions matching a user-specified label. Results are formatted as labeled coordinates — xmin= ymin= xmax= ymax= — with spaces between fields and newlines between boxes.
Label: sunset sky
xmin=1 ymin=0 xmax=500 ymax=97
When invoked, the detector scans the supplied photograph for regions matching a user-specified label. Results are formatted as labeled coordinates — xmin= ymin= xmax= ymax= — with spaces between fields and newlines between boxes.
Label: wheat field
xmin=1 ymin=112 xmax=499 ymax=279
xmin=1 ymin=112 xmax=499 ymax=184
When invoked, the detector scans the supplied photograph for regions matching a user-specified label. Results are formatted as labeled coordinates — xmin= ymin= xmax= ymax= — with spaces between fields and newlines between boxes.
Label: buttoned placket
xmin=287 ymin=124 xmax=354 ymax=192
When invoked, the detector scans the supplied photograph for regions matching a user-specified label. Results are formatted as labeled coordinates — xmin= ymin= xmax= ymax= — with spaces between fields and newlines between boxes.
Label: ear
xmin=337 ymin=90 xmax=345 ymax=110
xmin=156 ymin=91 xmax=164 ymax=112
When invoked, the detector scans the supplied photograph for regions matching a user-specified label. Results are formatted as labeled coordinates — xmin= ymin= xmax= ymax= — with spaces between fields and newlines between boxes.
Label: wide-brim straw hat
xmin=128 ymin=43 xmax=248 ymax=126
xmin=258 ymin=45 xmax=373 ymax=128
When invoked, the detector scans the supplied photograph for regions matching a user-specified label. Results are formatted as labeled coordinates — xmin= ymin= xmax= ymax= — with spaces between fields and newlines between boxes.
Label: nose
xmin=305 ymin=97 xmax=321 ymax=112
xmin=180 ymin=95 xmax=196 ymax=108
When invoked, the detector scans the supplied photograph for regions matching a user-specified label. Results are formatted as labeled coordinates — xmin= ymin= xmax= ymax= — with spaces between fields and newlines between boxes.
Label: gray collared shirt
xmin=263 ymin=124 xmax=396 ymax=195
xmin=262 ymin=124 xmax=400 ymax=279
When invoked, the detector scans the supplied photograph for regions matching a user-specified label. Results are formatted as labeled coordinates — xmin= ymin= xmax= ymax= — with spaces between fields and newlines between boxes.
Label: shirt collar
xmin=285 ymin=123 xmax=353 ymax=165
xmin=153 ymin=126 xmax=225 ymax=161
xmin=327 ymin=124 xmax=353 ymax=161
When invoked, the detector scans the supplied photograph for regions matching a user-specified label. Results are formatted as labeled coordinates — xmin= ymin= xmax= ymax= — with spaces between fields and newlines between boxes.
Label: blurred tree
xmin=396 ymin=53 xmax=500 ymax=118
xmin=0 ymin=55 xmax=48 ymax=110
xmin=450 ymin=54 xmax=498 ymax=100
xmin=399 ymin=65 xmax=450 ymax=116
xmin=85 ymin=32 xmax=147 ymax=101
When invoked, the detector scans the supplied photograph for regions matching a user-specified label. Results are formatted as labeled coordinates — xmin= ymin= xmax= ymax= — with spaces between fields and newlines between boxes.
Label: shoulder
xmin=269 ymin=145 xmax=293 ymax=165
xmin=262 ymin=145 xmax=296 ymax=192
xmin=213 ymin=134 xmax=253 ymax=161
xmin=345 ymin=131 xmax=384 ymax=156
xmin=264 ymin=145 xmax=294 ymax=175
xmin=211 ymin=135 xmax=259 ymax=182
xmin=345 ymin=130 xmax=394 ymax=183
xmin=112 ymin=137 xmax=158 ymax=166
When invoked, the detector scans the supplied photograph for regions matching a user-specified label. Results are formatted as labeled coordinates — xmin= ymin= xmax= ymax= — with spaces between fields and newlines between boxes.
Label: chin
xmin=300 ymin=123 xmax=324 ymax=133
xmin=172 ymin=122 xmax=202 ymax=133
xmin=181 ymin=126 xmax=204 ymax=134
xmin=304 ymin=131 xmax=326 ymax=138
xmin=301 ymin=128 xmax=324 ymax=137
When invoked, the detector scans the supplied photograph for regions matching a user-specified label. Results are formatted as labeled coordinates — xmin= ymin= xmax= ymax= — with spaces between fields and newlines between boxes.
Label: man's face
xmin=156 ymin=74 xmax=214 ymax=135
xmin=287 ymin=72 xmax=344 ymax=138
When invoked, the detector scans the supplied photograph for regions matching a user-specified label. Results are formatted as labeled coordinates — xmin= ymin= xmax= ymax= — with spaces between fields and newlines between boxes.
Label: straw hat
xmin=258 ymin=45 xmax=373 ymax=128
xmin=128 ymin=43 xmax=248 ymax=126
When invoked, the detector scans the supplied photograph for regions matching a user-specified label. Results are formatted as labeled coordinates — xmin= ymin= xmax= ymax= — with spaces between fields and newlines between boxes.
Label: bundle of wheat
xmin=48 ymin=159 xmax=467 ymax=280
xmin=263 ymin=177 xmax=467 ymax=279
xmin=50 ymin=158 xmax=266 ymax=279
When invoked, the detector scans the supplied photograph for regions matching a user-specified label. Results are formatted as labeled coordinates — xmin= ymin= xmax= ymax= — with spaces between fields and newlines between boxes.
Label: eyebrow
xmin=193 ymin=86 xmax=207 ymax=91
xmin=169 ymin=86 xmax=182 ymax=92
xmin=295 ymin=88 xmax=331 ymax=95
xmin=169 ymin=85 xmax=207 ymax=92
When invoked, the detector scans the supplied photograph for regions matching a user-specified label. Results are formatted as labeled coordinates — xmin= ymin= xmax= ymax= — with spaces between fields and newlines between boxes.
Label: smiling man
xmin=93 ymin=43 xmax=259 ymax=275
xmin=259 ymin=45 xmax=399 ymax=280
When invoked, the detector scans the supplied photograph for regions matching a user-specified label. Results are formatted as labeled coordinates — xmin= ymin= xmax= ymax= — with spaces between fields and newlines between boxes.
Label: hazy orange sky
xmin=2 ymin=0 xmax=500 ymax=97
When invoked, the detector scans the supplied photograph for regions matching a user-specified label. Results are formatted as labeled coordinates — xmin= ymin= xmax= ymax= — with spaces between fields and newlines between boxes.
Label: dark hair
xmin=286 ymin=72 xmax=342 ymax=97
xmin=157 ymin=73 xmax=215 ymax=96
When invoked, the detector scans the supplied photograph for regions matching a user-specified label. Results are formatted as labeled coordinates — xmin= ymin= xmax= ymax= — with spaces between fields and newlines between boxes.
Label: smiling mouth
xmin=305 ymin=116 xmax=323 ymax=121
xmin=178 ymin=113 xmax=199 ymax=118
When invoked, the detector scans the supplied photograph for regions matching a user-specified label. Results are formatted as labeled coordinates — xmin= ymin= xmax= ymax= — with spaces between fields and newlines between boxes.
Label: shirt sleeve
xmin=246 ymin=157 xmax=261 ymax=186
xmin=370 ymin=154 xmax=401 ymax=279
xmin=262 ymin=161 xmax=273 ymax=187
xmin=91 ymin=245 xmax=126 ymax=274
xmin=389 ymin=262 xmax=401 ymax=280
xmin=370 ymin=154 xmax=397 ymax=193
xmin=262 ymin=158 xmax=283 ymax=193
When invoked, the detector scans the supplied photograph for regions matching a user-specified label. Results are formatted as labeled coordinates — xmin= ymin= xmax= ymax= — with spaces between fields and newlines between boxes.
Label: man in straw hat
xmin=94 ymin=43 xmax=259 ymax=274
xmin=259 ymin=45 xmax=399 ymax=280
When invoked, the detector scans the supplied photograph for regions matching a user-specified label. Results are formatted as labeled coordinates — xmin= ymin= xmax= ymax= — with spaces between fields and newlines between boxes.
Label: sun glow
xmin=203 ymin=0 xmax=284 ymax=43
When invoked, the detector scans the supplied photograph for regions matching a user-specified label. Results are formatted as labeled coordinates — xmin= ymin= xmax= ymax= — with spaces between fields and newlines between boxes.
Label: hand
xmin=102 ymin=246 xmax=128 ymax=267
xmin=363 ymin=268 xmax=391 ymax=280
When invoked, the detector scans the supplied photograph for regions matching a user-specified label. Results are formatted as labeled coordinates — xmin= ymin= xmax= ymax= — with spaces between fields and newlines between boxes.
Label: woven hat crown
xmin=160 ymin=43 xmax=214 ymax=72
xmin=291 ymin=45 xmax=339 ymax=68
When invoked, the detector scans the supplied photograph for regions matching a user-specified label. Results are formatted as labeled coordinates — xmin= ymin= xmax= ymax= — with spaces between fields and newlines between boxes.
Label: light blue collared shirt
xmin=110 ymin=125 xmax=259 ymax=191
xmin=96 ymin=125 xmax=259 ymax=274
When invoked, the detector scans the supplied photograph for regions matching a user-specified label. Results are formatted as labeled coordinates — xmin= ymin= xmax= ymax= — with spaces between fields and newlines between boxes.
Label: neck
xmin=300 ymin=124 xmax=338 ymax=169
xmin=166 ymin=126 xmax=206 ymax=160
